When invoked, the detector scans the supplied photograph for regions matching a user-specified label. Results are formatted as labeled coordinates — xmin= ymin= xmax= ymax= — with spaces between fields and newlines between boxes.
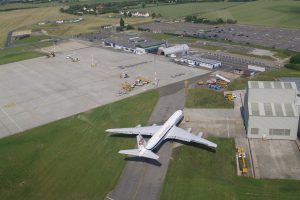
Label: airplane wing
xmin=106 ymin=125 xmax=162 ymax=136
xmin=166 ymin=127 xmax=217 ymax=148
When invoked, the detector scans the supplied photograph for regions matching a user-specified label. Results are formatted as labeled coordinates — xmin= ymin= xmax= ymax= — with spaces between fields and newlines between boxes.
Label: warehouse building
xmin=180 ymin=55 xmax=221 ymax=69
xmin=158 ymin=44 xmax=189 ymax=56
xmin=244 ymin=81 xmax=299 ymax=140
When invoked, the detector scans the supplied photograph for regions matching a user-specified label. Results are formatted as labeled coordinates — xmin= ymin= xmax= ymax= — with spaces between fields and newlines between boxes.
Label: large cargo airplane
xmin=106 ymin=110 xmax=217 ymax=160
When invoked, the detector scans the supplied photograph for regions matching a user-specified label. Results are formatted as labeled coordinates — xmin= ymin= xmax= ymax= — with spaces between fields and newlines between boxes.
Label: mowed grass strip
xmin=185 ymin=88 xmax=233 ymax=109
xmin=0 ymin=41 xmax=53 ymax=65
xmin=161 ymin=138 xmax=300 ymax=200
xmin=0 ymin=90 xmax=159 ymax=200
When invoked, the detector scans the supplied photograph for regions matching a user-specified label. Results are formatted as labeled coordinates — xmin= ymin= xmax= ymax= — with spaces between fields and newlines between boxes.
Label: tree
xmin=185 ymin=15 xmax=193 ymax=22
xmin=151 ymin=12 xmax=156 ymax=18
xmin=120 ymin=17 xmax=125 ymax=27
xmin=128 ymin=11 xmax=132 ymax=17
xmin=124 ymin=11 xmax=128 ymax=18
xmin=216 ymin=18 xmax=225 ymax=24
xmin=142 ymin=2 xmax=146 ymax=8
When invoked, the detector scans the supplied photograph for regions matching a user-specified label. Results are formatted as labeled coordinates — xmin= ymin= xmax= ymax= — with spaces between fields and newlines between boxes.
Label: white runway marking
xmin=0 ymin=106 xmax=23 ymax=132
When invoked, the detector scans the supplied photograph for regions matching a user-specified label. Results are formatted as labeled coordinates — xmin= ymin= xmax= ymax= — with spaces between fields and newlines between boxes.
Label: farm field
xmin=161 ymin=138 xmax=300 ymax=200
xmin=137 ymin=0 xmax=300 ymax=28
xmin=0 ymin=6 xmax=152 ymax=47
xmin=0 ymin=90 xmax=158 ymax=200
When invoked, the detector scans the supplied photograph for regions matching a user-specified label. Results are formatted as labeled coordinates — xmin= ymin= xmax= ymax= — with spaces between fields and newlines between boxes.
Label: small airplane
xmin=106 ymin=110 xmax=217 ymax=160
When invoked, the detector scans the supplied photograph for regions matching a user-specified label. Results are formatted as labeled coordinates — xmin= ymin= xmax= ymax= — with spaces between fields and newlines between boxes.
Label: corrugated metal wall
xmin=247 ymin=116 xmax=298 ymax=140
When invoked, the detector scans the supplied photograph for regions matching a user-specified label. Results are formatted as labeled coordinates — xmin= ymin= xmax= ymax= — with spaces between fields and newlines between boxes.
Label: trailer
xmin=248 ymin=65 xmax=265 ymax=72
xmin=216 ymin=74 xmax=230 ymax=83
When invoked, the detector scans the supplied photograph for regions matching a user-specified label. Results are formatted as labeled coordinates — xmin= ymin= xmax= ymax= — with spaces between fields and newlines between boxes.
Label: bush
xmin=226 ymin=18 xmax=237 ymax=24
xmin=290 ymin=54 xmax=300 ymax=64
xmin=185 ymin=15 xmax=193 ymax=22
xmin=285 ymin=63 xmax=300 ymax=70
xmin=127 ymin=25 xmax=134 ymax=30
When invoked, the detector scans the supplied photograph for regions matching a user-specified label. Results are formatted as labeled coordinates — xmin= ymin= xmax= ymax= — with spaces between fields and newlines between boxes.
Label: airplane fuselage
xmin=145 ymin=110 xmax=183 ymax=150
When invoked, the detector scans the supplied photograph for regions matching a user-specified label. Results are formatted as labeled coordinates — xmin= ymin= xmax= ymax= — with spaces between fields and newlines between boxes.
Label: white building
xmin=120 ymin=11 xmax=150 ymax=17
xmin=244 ymin=81 xmax=299 ymax=140
xmin=180 ymin=55 xmax=221 ymax=69
xmin=131 ymin=11 xmax=149 ymax=17
xmin=158 ymin=44 xmax=189 ymax=56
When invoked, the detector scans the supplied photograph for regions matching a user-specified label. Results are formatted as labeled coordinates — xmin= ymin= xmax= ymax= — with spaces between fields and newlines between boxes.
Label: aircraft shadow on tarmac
xmin=110 ymin=134 xmax=215 ymax=166
xmin=124 ymin=157 xmax=162 ymax=166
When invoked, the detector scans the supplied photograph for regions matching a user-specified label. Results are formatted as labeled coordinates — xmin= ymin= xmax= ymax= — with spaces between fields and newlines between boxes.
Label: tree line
xmin=185 ymin=15 xmax=237 ymax=25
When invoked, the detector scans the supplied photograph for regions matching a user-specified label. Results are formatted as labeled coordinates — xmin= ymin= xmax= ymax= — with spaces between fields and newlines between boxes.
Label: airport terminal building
xmin=244 ymin=81 xmax=299 ymax=140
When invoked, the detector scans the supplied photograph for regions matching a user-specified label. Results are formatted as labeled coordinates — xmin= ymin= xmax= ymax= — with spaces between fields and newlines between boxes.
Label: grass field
xmin=0 ymin=46 xmax=45 ymax=65
xmin=161 ymin=137 xmax=300 ymax=200
xmin=0 ymin=7 xmax=152 ymax=47
xmin=0 ymin=90 xmax=159 ymax=200
xmin=138 ymin=0 xmax=300 ymax=28
xmin=185 ymin=88 xmax=233 ymax=109
xmin=38 ymin=14 xmax=152 ymax=38
xmin=13 ymin=35 xmax=51 ymax=45
xmin=204 ymin=0 xmax=300 ymax=28
xmin=134 ymin=2 xmax=242 ymax=17
xmin=0 ymin=38 xmax=54 ymax=65
xmin=0 ymin=7 xmax=75 ymax=47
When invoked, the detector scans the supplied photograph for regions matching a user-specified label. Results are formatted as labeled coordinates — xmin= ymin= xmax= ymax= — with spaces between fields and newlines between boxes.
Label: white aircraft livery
xmin=106 ymin=110 xmax=217 ymax=160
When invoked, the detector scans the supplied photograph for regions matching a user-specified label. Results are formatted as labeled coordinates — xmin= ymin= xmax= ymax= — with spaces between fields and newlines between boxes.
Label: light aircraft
xmin=106 ymin=110 xmax=217 ymax=160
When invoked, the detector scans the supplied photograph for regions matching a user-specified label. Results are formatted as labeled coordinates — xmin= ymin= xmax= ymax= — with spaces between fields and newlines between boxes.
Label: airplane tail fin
xmin=137 ymin=134 xmax=146 ymax=150
xmin=118 ymin=135 xmax=159 ymax=160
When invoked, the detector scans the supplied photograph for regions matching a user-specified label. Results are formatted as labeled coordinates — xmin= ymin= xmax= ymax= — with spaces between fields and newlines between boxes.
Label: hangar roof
xmin=248 ymin=102 xmax=298 ymax=117
xmin=248 ymin=81 xmax=297 ymax=90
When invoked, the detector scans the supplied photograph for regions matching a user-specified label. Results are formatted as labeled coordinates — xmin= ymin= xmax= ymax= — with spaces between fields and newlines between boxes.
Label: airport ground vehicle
xmin=237 ymin=147 xmax=248 ymax=174
xmin=208 ymin=84 xmax=221 ymax=90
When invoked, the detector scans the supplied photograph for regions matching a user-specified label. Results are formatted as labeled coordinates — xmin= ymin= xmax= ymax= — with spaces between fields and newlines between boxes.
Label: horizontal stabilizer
xmin=119 ymin=149 xmax=140 ymax=157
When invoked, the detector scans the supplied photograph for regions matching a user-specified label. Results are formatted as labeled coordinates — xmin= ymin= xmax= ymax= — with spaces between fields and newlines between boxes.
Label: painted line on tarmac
xmin=0 ymin=106 xmax=23 ymax=132
xmin=226 ymin=117 xmax=230 ymax=138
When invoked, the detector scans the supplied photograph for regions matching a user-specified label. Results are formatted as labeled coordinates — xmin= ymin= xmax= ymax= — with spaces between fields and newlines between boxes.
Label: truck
xmin=236 ymin=147 xmax=248 ymax=174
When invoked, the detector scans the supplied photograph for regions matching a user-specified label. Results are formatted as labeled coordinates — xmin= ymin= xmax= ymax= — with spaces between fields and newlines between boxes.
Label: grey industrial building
xmin=103 ymin=38 xmax=166 ymax=54
xmin=180 ymin=55 xmax=221 ymax=69
xmin=244 ymin=81 xmax=299 ymax=140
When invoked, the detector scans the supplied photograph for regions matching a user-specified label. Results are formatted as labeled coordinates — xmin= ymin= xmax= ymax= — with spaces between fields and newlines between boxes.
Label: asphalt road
xmin=107 ymin=85 xmax=185 ymax=200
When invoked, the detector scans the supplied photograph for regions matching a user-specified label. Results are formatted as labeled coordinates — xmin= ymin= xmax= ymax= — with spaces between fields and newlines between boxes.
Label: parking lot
xmin=0 ymin=43 xmax=209 ymax=138
xmin=140 ymin=22 xmax=300 ymax=52
xmin=198 ymin=51 xmax=277 ymax=72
